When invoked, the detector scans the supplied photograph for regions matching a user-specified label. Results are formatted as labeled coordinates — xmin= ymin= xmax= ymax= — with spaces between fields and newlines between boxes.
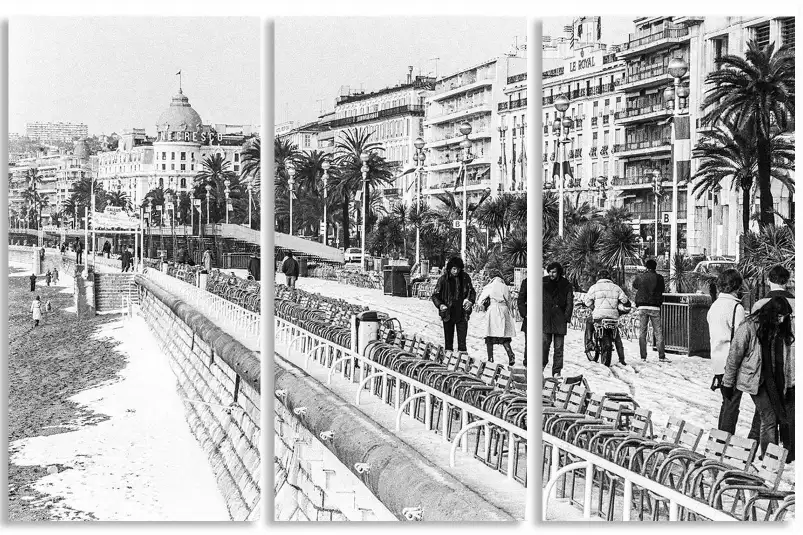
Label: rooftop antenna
xmin=430 ymin=57 xmax=440 ymax=78
xmin=176 ymin=69 xmax=182 ymax=93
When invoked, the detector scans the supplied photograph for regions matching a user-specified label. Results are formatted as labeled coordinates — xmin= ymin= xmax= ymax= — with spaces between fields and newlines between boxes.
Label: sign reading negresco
xmin=156 ymin=130 xmax=224 ymax=144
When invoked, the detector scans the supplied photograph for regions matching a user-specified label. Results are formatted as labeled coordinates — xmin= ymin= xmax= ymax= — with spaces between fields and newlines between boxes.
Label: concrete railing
xmin=542 ymin=434 xmax=737 ymax=522
xmin=140 ymin=268 xmax=260 ymax=351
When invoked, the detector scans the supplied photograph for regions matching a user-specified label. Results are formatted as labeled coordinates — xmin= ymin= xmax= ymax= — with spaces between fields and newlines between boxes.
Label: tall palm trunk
xmin=756 ymin=134 xmax=774 ymax=227
xmin=342 ymin=198 xmax=350 ymax=249
xmin=742 ymin=186 xmax=751 ymax=234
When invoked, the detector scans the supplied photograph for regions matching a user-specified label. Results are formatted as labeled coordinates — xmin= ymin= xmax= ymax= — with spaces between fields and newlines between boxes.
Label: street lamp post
xmin=651 ymin=169 xmax=663 ymax=258
xmin=247 ymin=181 xmax=253 ymax=229
xmin=413 ymin=137 xmax=426 ymax=266
xmin=458 ymin=123 xmax=473 ymax=260
xmin=146 ymin=195 xmax=153 ymax=259
xmin=665 ymin=57 xmax=689 ymax=287
xmin=554 ymin=94 xmax=571 ymax=237
xmin=287 ymin=163 xmax=296 ymax=236
xmin=224 ymin=179 xmax=231 ymax=225
xmin=205 ymin=184 xmax=211 ymax=226
xmin=321 ymin=160 xmax=330 ymax=246
xmin=360 ymin=152 xmax=370 ymax=271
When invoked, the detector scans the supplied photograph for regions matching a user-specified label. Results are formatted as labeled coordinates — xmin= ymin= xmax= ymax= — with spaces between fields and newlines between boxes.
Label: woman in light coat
xmin=31 ymin=295 xmax=42 ymax=327
xmin=478 ymin=270 xmax=518 ymax=365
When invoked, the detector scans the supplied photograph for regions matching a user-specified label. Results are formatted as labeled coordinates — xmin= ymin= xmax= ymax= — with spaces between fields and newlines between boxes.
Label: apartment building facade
xmin=497 ymin=72 xmax=528 ymax=192
xmin=422 ymin=54 xmax=527 ymax=209
xmin=25 ymin=121 xmax=88 ymax=143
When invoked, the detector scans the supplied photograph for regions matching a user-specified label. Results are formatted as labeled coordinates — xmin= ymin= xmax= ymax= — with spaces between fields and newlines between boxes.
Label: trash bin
xmin=298 ymin=257 xmax=308 ymax=277
xmin=248 ymin=256 xmax=260 ymax=281
xmin=657 ymin=293 xmax=712 ymax=357
xmin=355 ymin=310 xmax=381 ymax=355
xmin=383 ymin=265 xmax=411 ymax=297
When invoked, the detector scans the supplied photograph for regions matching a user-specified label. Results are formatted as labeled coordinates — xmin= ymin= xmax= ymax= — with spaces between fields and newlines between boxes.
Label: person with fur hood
xmin=477 ymin=269 xmax=517 ymax=365
xmin=432 ymin=256 xmax=476 ymax=355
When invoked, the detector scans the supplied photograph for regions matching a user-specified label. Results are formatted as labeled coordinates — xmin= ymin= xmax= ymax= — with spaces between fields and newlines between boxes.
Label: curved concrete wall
xmin=136 ymin=275 xmax=261 ymax=521
xmin=274 ymin=362 xmax=514 ymax=522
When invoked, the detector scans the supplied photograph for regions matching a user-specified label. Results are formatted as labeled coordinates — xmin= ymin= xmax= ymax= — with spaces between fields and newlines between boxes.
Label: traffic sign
xmin=452 ymin=219 xmax=464 ymax=229
xmin=193 ymin=199 xmax=201 ymax=206
xmin=661 ymin=211 xmax=675 ymax=225
xmin=319 ymin=221 xmax=326 ymax=234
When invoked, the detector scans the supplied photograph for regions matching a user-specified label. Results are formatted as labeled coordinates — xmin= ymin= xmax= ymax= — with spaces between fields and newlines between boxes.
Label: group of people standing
xmin=709 ymin=265 xmax=795 ymax=461
xmin=431 ymin=256 xmax=527 ymax=367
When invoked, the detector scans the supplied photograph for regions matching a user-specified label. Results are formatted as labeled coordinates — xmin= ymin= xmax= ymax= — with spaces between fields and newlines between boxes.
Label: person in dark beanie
xmin=29 ymin=273 xmax=37 ymax=292
xmin=543 ymin=262 xmax=573 ymax=377
xmin=633 ymin=258 xmax=667 ymax=362
xmin=432 ymin=256 xmax=476 ymax=355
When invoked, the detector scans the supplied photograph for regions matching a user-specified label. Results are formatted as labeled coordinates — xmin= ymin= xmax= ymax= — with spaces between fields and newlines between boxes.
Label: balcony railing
xmin=329 ymin=104 xmax=425 ymax=128
xmin=612 ymin=174 xmax=668 ymax=187
xmin=429 ymin=101 xmax=490 ymax=121
xmin=622 ymin=25 xmax=690 ymax=51
xmin=622 ymin=138 xmax=672 ymax=152
xmin=603 ymin=116 xmax=610 ymax=125
xmin=591 ymin=117 xmax=598 ymax=126
xmin=624 ymin=63 xmax=673 ymax=86
xmin=510 ymin=98 xmax=527 ymax=110
xmin=589 ymin=146 xmax=598 ymax=157
xmin=543 ymin=67 xmax=564 ymax=79
xmin=612 ymin=144 xmax=621 ymax=153
xmin=575 ymin=118 xmax=583 ymax=128
xmin=602 ymin=53 xmax=618 ymax=65
xmin=600 ymin=145 xmax=609 ymax=156
xmin=615 ymin=101 xmax=665 ymax=120
xmin=507 ymin=72 xmax=527 ymax=84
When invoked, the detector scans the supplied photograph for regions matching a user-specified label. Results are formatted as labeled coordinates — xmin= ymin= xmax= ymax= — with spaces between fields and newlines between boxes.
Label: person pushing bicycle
xmin=582 ymin=269 xmax=631 ymax=366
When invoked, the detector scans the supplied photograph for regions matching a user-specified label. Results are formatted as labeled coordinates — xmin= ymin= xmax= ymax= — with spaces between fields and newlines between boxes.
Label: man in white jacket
xmin=707 ymin=268 xmax=757 ymax=439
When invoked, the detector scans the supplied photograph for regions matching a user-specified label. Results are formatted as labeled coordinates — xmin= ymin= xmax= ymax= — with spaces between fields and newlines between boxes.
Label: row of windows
xmin=544 ymin=97 xmax=623 ymax=123
xmin=545 ymin=129 xmax=623 ymax=152
xmin=156 ymin=151 xmax=240 ymax=162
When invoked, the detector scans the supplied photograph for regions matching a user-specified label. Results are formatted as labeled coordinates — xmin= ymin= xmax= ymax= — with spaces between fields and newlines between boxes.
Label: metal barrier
xmin=542 ymin=434 xmax=737 ymax=521
xmin=222 ymin=253 xmax=253 ymax=270
xmin=141 ymin=268 xmax=260 ymax=351
xmin=275 ymin=316 xmax=527 ymax=484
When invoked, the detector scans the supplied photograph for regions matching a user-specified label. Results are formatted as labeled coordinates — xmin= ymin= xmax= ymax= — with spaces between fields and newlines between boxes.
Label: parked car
xmin=693 ymin=260 xmax=736 ymax=275
xmin=344 ymin=247 xmax=363 ymax=263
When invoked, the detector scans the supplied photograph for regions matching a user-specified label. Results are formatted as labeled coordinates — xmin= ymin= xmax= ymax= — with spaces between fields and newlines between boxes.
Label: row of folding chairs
xmin=542 ymin=377 xmax=794 ymax=521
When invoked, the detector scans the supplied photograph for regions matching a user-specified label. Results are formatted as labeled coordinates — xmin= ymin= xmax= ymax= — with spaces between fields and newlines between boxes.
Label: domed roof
xmin=156 ymin=89 xmax=203 ymax=132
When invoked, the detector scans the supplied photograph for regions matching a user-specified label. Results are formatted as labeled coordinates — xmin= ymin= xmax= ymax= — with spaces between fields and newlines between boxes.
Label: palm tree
xmin=475 ymin=192 xmax=520 ymax=243
xmin=563 ymin=198 xmax=600 ymax=232
xmin=691 ymin=119 xmax=795 ymax=234
xmin=106 ymin=190 xmax=133 ymax=212
xmin=240 ymin=136 xmax=261 ymax=190
xmin=332 ymin=128 xmax=394 ymax=248
xmin=542 ymin=191 xmax=559 ymax=240
xmin=700 ymin=39 xmax=795 ymax=227
xmin=391 ymin=202 xmax=410 ymax=258
xmin=599 ymin=222 xmax=640 ymax=286
xmin=193 ymin=154 xmax=241 ymax=223
xmin=599 ymin=206 xmax=634 ymax=229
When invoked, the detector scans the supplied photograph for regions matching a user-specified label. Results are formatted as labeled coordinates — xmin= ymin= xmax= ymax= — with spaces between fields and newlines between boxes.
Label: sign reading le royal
xmin=156 ymin=130 xmax=224 ymax=144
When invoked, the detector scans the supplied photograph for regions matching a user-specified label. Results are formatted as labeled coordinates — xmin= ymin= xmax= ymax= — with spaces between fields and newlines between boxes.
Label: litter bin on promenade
xmin=383 ymin=265 xmax=411 ymax=297
xmin=298 ymin=257 xmax=308 ymax=277
xmin=657 ymin=293 xmax=712 ymax=357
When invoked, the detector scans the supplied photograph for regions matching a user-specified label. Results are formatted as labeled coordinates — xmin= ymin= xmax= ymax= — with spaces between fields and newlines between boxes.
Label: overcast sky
xmin=275 ymin=17 xmax=525 ymax=126
xmin=9 ymin=17 xmax=260 ymax=136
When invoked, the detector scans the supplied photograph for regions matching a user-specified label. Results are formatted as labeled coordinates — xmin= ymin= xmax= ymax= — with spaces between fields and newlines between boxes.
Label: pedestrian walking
xmin=478 ymin=270 xmax=517 ymax=366
xmin=31 ymin=295 xmax=42 ymax=327
xmin=432 ymin=256 xmax=476 ymax=355
xmin=751 ymin=265 xmax=795 ymax=461
xmin=202 ymin=247 xmax=213 ymax=274
xmin=52 ymin=268 xmax=59 ymax=284
xmin=543 ymin=263 xmax=573 ymax=377
xmin=121 ymin=247 xmax=131 ymax=272
xmin=102 ymin=240 xmax=112 ymax=258
xmin=45 ymin=270 xmax=52 ymax=286
xmin=707 ymin=269 xmax=759 ymax=439
xmin=517 ymin=277 xmax=527 ymax=366
xmin=75 ymin=238 xmax=84 ymax=265
xmin=724 ymin=296 xmax=795 ymax=459
xmin=281 ymin=251 xmax=300 ymax=289
xmin=29 ymin=273 xmax=37 ymax=292
xmin=584 ymin=269 xmax=630 ymax=366
xmin=633 ymin=258 xmax=667 ymax=362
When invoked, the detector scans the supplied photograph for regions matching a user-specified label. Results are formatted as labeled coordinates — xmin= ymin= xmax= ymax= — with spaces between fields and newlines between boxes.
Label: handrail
xmin=274 ymin=316 xmax=527 ymax=483
xmin=141 ymin=268 xmax=260 ymax=350
xmin=542 ymin=433 xmax=737 ymax=521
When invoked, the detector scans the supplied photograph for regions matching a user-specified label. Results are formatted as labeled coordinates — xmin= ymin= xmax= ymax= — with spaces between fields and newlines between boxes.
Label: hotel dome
xmin=156 ymin=89 xmax=203 ymax=132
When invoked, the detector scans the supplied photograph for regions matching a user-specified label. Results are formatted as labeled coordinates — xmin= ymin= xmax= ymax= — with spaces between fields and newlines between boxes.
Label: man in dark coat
xmin=29 ymin=273 xmax=37 ymax=292
xmin=432 ymin=256 xmax=476 ymax=354
xmin=543 ymin=262 xmax=574 ymax=377
xmin=120 ymin=248 xmax=131 ymax=272
xmin=633 ymin=258 xmax=666 ymax=362
xmin=281 ymin=251 xmax=300 ymax=288
xmin=518 ymin=277 xmax=528 ymax=366
xmin=75 ymin=238 xmax=84 ymax=265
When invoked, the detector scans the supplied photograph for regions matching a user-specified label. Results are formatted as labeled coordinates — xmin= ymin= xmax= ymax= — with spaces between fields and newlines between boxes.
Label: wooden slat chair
xmin=644 ymin=429 xmax=731 ymax=521
xmin=546 ymin=391 xmax=601 ymax=438
xmin=542 ymin=383 xmax=584 ymax=431
xmin=768 ymin=493 xmax=795 ymax=521
xmin=681 ymin=434 xmax=759 ymax=514
xmin=709 ymin=443 xmax=792 ymax=521
xmin=590 ymin=408 xmax=653 ymax=520
xmin=542 ymin=377 xmax=561 ymax=406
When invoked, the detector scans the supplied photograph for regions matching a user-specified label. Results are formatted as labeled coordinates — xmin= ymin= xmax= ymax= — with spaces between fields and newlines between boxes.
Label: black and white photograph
xmin=7 ymin=16 xmax=262 ymax=521
xmin=540 ymin=16 xmax=795 ymax=522
xmin=273 ymin=17 xmax=528 ymax=521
